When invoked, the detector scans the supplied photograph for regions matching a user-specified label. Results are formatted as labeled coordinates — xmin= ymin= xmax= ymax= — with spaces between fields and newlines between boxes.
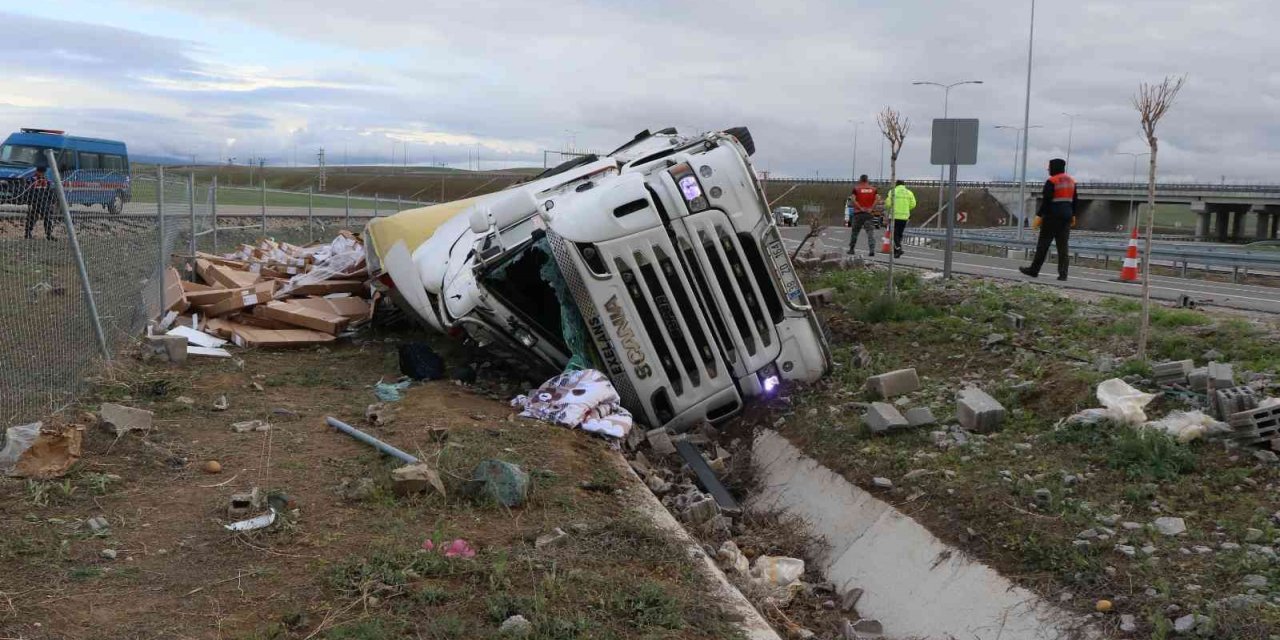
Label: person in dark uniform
xmin=1020 ymin=158 xmax=1078 ymax=281
xmin=24 ymin=163 xmax=55 ymax=240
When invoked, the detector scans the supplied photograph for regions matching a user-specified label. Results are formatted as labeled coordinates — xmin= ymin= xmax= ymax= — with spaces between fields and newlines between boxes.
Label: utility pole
xmin=847 ymin=120 xmax=861 ymax=182
xmin=1063 ymin=112 xmax=1081 ymax=165
xmin=1016 ymin=0 xmax=1037 ymax=241
xmin=317 ymin=148 xmax=327 ymax=192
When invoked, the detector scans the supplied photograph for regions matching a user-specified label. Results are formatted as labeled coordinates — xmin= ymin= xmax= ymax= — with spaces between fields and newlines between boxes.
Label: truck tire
xmin=107 ymin=192 xmax=124 ymax=215
xmin=725 ymin=127 xmax=755 ymax=157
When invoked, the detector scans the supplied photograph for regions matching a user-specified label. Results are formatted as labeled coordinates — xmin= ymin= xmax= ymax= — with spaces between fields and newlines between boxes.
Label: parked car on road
xmin=366 ymin=127 xmax=831 ymax=432
xmin=0 ymin=128 xmax=131 ymax=214
xmin=773 ymin=206 xmax=799 ymax=226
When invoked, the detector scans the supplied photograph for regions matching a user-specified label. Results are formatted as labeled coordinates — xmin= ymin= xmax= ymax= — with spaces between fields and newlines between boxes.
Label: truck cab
xmin=0 ymin=129 xmax=131 ymax=213
xmin=366 ymin=127 xmax=830 ymax=431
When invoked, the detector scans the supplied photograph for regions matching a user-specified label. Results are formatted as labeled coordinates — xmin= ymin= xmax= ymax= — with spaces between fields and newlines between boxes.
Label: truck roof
xmin=4 ymin=130 xmax=128 ymax=154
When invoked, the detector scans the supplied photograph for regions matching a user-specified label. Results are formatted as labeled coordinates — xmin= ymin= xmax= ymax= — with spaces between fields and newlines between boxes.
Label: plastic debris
xmin=373 ymin=378 xmax=412 ymax=402
xmin=0 ymin=422 xmax=84 ymax=479
xmin=1097 ymin=378 xmax=1156 ymax=425
xmin=750 ymin=555 xmax=805 ymax=588
xmin=716 ymin=540 xmax=749 ymax=575
xmin=225 ymin=507 xmax=276 ymax=532
xmin=398 ymin=343 xmax=445 ymax=380
xmin=1142 ymin=410 xmax=1227 ymax=443
xmin=470 ymin=459 xmax=529 ymax=507
xmin=422 ymin=538 xmax=476 ymax=559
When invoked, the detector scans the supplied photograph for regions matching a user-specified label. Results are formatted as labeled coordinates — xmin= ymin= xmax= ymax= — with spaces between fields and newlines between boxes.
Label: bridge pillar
xmin=1232 ymin=207 xmax=1248 ymax=241
xmin=1255 ymin=207 xmax=1272 ymax=240
xmin=1271 ymin=207 xmax=1280 ymax=239
xmin=1191 ymin=201 xmax=1210 ymax=239
xmin=1079 ymin=199 xmax=1128 ymax=231
xmin=1207 ymin=203 xmax=1250 ymax=242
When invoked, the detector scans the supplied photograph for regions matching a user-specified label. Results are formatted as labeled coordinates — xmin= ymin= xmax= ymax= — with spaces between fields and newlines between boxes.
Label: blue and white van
xmin=0 ymin=128 xmax=131 ymax=214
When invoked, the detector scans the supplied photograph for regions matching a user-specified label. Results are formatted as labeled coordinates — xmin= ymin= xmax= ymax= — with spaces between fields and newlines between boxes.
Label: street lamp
xmin=1016 ymin=0 xmax=1037 ymax=241
xmin=913 ymin=80 xmax=984 ymax=226
xmin=1117 ymin=151 xmax=1151 ymax=230
xmin=1062 ymin=113 xmax=1081 ymax=165
xmin=997 ymin=125 xmax=1042 ymax=228
xmin=847 ymin=119 xmax=861 ymax=182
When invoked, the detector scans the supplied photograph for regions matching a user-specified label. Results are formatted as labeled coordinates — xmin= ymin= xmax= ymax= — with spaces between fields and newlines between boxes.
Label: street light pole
xmin=1117 ymin=152 xmax=1150 ymax=230
xmin=847 ymin=120 xmax=861 ymax=182
xmin=1016 ymin=0 xmax=1037 ymax=241
xmin=913 ymin=79 xmax=984 ymax=228
xmin=1063 ymin=112 xmax=1081 ymax=165
xmin=997 ymin=125 xmax=1043 ymax=228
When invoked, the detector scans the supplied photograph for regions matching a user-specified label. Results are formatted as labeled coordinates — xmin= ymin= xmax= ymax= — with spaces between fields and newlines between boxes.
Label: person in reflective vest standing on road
xmin=1020 ymin=158 xmax=1078 ymax=281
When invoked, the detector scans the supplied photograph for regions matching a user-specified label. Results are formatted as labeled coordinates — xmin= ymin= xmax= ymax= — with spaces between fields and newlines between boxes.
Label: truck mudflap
xmin=543 ymin=227 xmax=741 ymax=431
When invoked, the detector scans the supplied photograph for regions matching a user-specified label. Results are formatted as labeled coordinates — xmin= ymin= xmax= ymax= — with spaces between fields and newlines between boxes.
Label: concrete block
xmin=1212 ymin=386 xmax=1258 ymax=421
xmin=1152 ymin=359 xmax=1193 ymax=384
xmin=808 ymin=288 xmax=835 ymax=307
xmin=865 ymin=402 xmax=909 ymax=434
xmin=866 ymin=368 xmax=920 ymax=398
xmin=1208 ymin=362 xmax=1235 ymax=389
xmin=904 ymin=407 xmax=937 ymax=428
xmin=646 ymin=428 xmax=676 ymax=457
xmin=99 ymin=403 xmax=154 ymax=435
xmin=1005 ymin=313 xmax=1026 ymax=330
xmin=1188 ymin=367 xmax=1209 ymax=391
xmin=957 ymin=388 xmax=1006 ymax=433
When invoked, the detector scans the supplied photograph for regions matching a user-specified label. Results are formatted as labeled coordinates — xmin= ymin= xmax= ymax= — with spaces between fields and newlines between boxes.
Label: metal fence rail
xmin=766 ymin=177 xmax=1280 ymax=195
xmin=906 ymin=227 xmax=1280 ymax=278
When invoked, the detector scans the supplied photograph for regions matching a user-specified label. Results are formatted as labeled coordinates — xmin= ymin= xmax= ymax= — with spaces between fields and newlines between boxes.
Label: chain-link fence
xmin=1 ymin=159 xmax=191 ymax=426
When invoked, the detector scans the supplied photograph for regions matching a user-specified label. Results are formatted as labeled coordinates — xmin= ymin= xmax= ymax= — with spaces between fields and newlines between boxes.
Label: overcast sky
xmin=3 ymin=1 xmax=1276 ymax=182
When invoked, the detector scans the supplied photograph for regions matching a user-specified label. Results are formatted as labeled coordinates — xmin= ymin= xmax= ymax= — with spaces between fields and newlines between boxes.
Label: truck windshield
xmin=481 ymin=237 xmax=593 ymax=370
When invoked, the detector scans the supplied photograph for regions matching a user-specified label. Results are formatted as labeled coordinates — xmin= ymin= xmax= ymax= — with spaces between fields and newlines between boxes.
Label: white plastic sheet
xmin=1142 ymin=410 xmax=1224 ymax=443
xmin=1097 ymin=379 xmax=1157 ymax=426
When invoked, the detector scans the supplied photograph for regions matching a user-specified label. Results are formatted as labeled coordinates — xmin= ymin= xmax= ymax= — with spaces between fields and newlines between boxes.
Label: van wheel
xmin=107 ymin=192 xmax=123 ymax=215
xmin=725 ymin=127 xmax=755 ymax=157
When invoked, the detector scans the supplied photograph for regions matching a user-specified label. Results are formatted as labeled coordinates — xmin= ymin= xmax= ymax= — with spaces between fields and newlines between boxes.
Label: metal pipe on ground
xmin=326 ymin=417 xmax=418 ymax=464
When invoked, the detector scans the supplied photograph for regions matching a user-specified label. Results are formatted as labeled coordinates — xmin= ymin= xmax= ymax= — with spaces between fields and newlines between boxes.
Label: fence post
xmin=211 ymin=175 xmax=219 ymax=254
xmin=397 ymin=194 xmax=402 ymax=213
xmin=345 ymin=190 xmax=351 ymax=229
xmin=260 ymin=178 xmax=267 ymax=234
xmin=308 ymin=185 xmax=314 ymax=244
xmin=374 ymin=193 xmax=379 ymax=218
xmin=157 ymin=166 xmax=166 ymax=317
xmin=45 ymin=149 xmax=110 ymax=363
xmin=187 ymin=172 xmax=196 ymax=261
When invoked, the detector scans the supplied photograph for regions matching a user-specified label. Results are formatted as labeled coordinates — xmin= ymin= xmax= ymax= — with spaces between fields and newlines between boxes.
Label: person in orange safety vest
xmin=1019 ymin=158 xmax=1078 ymax=281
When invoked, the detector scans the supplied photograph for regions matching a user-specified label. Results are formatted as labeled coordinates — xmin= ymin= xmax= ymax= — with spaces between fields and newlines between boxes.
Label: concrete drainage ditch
xmin=747 ymin=429 xmax=1098 ymax=640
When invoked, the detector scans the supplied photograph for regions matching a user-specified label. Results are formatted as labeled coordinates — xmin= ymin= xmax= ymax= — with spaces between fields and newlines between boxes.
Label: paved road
xmin=780 ymin=226 xmax=1280 ymax=315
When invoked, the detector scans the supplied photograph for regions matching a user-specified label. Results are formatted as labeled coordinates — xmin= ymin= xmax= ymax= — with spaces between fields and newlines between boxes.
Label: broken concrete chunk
xmin=99 ymin=403 xmax=154 ymax=435
xmin=852 ymin=344 xmax=872 ymax=369
xmin=646 ymin=428 xmax=677 ymax=457
xmin=1152 ymin=359 xmax=1194 ymax=384
xmin=499 ymin=614 xmax=532 ymax=637
xmin=1208 ymin=362 xmax=1234 ymax=389
xmin=904 ymin=406 xmax=937 ymax=428
xmin=956 ymin=388 xmax=1006 ymax=433
xmin=871 ymin=477 xmax=893 ymax=489
xmin=808 ymin=288 xmax=835 ymax=307
xmin=86 ymin=516 xmax=110 ymax=533
xmin=1153 ymin=516 xmax=1187 ymax=536
xmin=1188 ymin=367 xmax=1210 ymax=391
xmin=230 ymin=420 xmax=271 ymax=433
xmin=716 ymin=540 xmax=749 ymax=575
xmin=866 ymin=368 xmax=920 ymax=398
xmin=1006 ymin=312 xmax=1026 ymax=330
xmin=212 ymin=395 xmax=229 ymax=411
xmin=840 ymin=587 xmax=864 ymax=612
xmin=865 ymin=402 xmax=908 ymax=434
xmin=681 ymin=496 xmax=719 ymax=525
xmin=144 ymin=334 xmax=188 ymax=364
xmin=391 ymin=462 xmax=446 ymax=497
xmin=534 ymin=527 xmax=568 ymax=549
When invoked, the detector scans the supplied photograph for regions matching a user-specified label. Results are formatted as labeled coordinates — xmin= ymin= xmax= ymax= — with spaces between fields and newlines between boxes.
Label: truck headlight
xmin=758 ymin=362 xmax=781 ymax=395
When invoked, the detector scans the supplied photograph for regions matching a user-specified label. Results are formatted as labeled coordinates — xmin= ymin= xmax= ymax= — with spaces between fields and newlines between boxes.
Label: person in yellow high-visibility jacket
xmin=884 ymin=180 xmax=916 ymax=258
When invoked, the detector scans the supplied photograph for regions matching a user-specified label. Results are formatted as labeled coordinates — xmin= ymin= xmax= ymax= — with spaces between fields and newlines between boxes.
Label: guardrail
xmin=905 ymin=228 xmax=1280 ymax=280
xmin=764 ymin=177 xmax=1280 ymax=195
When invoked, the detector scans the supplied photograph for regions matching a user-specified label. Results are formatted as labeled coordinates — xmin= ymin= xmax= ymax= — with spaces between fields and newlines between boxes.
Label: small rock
xmin=1120 ymin=613 xmax=1137 ymax=633
xmin=1220 ymin=542 xmax=1241 ymax=551
xmin=175 ymin=396 xmax=195 ymax=406
xmin=86 ymin=516 xmax=109 ymax=533
xmin=983 ymin=333 xmax=1007 ymax=348
xmin=272 ymin=407 xmax=299 ymax=419
xmin=646 ymin=475 xmax=672 ymax=494
xmin=569 ymin=523 xmax=589 ymax=535
xmin=1245 ymin=528 xmax=1264 ymax=542
xmin=1255 ymin=450 xmax=1279 ymax=464
xmin=1098 ymin=514 xmax=1120 ymax=526
xmin=500 ymin=614 xmax=532 ymax=637
xmin=535 ymin=528 xmax=568 ymax=549
xmin=1242 ymin=574 xmax=1268 ymax=589
xmin=1153 ymin=516 xmax=1187 ymax=536
xmin=871 ymin=477 xmax=893 ymax=490
xmin=1034 ymin=488 xmax=1052 ymax=506
xmin=1078 ymin=528 xmax=1100 ymax=540
xmin=841 ymin=587 xmax=864 ymax=612
xmin=201 ymin=460 xmax=223 ymax=474
xmin=1115 ymin=544 xmax=1137 ymax=557
xmin=1192 ymin=545 xmax=1213 ymax=554
xmin=904 ymin=407 xmax=937 ymax=427
xmin=1062 ymin=474 xmax=1079 ymax=486
xmin=902 ymin=469 xmax=930 ymax=482
xmin=212 ymin=395 xmax=228 ymax=411
xmin=1141 ymin=545 xmax=1156 ymax=556
xmin=391 ymin=462 xmax=446 ymax=497
xmin=338 ymin=477 xmax=376 ymax=501
xmin=100 ymin=548 xmax=117 ymax=560
xmin=851 ymin=619 xmax=883 ymax=635
xmin=1095 ymin=599 xmax=1113 ymax=612
xmin=1121 ymin=521 xmax=1143 ymax=531
xmin=1173 ymin=614 xmax=1196 ymax=634
xmin=230 ymin=419 xmax=270 ymax=433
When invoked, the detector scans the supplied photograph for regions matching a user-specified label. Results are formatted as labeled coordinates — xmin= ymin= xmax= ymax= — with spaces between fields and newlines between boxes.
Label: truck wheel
xmin=725 ymin=127 xmax=755 ymax=157
xmin=107 ymin=192 xmax=123 ymax=215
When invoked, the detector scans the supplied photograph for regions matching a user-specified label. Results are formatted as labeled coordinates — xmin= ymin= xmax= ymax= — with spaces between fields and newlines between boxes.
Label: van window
xmin=57 ymin=150 xmax=76 ymax=174
xmin=78 ymin=152 xmax=101 ymax=171
xmin=102 ymin=154 xmax=125 ymax=172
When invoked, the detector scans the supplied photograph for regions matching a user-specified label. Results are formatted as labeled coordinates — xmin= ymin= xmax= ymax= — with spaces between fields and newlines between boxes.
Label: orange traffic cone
xmin=1119 ymin=227 xmax=1141 ymax=283
xmin=880 ymin=227 xmax=893 ymax=254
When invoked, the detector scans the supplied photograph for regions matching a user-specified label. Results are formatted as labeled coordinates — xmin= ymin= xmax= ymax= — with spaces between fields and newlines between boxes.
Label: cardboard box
xmin=181 ymin=279 xmax=216 ymax=293
xmin=253 ymin=301 xmax=350 ymax=335
xmin=203 ymin=317 xmax=245 ymax=339
xmin=290 ymin=296 xmax=373 ymax=321
xmin=232 ymin=326 xmax=336 ymax=348
xmin=230 ymin=312 xmax=300 ymax=331
xmin=185 ymin=287 xmax=237 ymax=307
xmin=163 ymin=267 xmax=189 ymax=313
xmin=196 ymin=258 xmax=260 ymax=289
xmin=198 ymin=281 xmax=275 ymax=317
xmin=289 ymin=280 xmax=367 ymax=296
xmin=195 ymin=252 xmax=253 ymax=271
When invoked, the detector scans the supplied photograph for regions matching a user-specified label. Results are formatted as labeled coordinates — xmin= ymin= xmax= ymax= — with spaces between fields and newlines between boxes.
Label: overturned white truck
xmin=364 ymin=127 xmax=830 ymax=431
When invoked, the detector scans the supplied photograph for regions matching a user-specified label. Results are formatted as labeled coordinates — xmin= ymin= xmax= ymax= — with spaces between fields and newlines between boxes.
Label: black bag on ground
xmin=399 ymin=343 xmax=445 ymax=380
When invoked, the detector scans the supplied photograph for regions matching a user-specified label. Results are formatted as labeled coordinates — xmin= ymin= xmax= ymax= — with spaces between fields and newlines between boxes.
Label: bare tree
xmin=789 ymin=206 xmax=827 ymax=261
xmin=877 ymin=107 xmax=910 ymax=296
xmin=1133 ymin=75 xmax=1187 ymax=361
xmin=877 ymin=107 xmax=911 ymax=185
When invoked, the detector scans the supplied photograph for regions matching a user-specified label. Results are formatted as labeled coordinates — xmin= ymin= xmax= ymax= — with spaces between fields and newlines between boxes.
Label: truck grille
xmin=614 ymin=243 xmax=719 ymax=398
xmin=680 ymin=215 xmax=774 ymax=361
